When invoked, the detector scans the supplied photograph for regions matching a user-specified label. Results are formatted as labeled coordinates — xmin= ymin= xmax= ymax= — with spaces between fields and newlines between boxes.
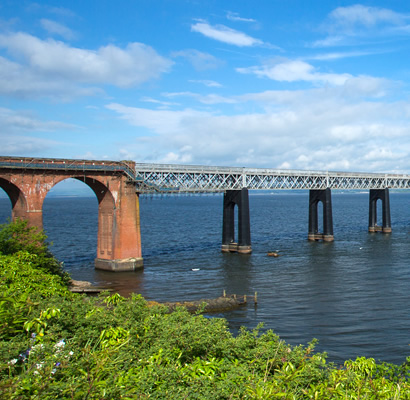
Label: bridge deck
xmin=0 ymin=156 xmax=137 ymax=181
xmin=1 ymin=156 xmax=410 ymax=193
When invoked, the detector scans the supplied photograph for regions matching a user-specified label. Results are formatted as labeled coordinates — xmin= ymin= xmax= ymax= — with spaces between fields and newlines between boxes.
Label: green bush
xmin=0 ymin=252 xmax=70 ymax=341
xmin=0 ymin=219 xmax=69 ymax=283
xmin=0 ymin=220 xmax=409 ymax=398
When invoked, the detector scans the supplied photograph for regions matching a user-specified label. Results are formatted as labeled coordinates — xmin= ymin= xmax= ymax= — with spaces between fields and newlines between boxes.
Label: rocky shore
xmin=69 ymin=280 xmax=254 ymax=313
xmin=148 ymin=294 xmax=255 ymax=313
xmin=69 ymin=280 xmax=110 ymax=294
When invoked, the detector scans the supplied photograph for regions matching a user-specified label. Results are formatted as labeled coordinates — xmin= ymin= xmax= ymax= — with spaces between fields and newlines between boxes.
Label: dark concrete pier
xmin=308 ymin=188 xmax=334 ymax=242
xmin=221 ymin=188 xmax=252 ymax=253
xmin=369 ymin=188 xmax=392 ymax=233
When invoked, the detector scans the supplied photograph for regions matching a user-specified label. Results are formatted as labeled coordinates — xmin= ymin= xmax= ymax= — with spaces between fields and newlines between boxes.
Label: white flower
xmin=30 ymin=344 xmax=44 ymax=353
xmin=55 ymin=340 xmax=65 ymax=349
xmin=8 ymin=358 xmax=18 ymax=365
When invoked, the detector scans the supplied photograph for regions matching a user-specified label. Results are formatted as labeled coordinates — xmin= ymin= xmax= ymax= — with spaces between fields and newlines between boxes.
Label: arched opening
xmin=317 ymin=200 xmax=324 ymax=233
xmin=78 ymin=177 xmax=116 ymax=262
xmin=376 ymin=198 xmax=383 ymax=227
xmin=0 ymin=177 xmax=27 ymax=223
xmin=42 ymin=178 xmax=100 ymax=280
xmin=225 ymin=201 xmax=236 ymax=243
xmin=0 ymin=187 xmax=11 ymax=223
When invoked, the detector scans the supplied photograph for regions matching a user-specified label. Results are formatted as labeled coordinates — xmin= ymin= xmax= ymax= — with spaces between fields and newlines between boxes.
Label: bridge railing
xmin=0 ymin=157 xmax=138 ymax=182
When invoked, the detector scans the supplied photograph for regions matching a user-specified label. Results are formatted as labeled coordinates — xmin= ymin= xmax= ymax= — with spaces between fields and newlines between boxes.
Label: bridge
xmin=134 ymin=163 xmax=410 ymax=192
xmin=0 ymin=156 xmax=406 ymax=270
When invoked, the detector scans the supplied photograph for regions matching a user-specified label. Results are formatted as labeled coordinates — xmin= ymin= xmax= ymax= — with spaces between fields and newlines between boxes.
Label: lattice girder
xmin=134 ymin=164 xmax=410 ymax=193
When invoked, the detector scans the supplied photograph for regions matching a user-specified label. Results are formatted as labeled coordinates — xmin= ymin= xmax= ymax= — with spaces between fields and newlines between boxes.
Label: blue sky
xmin=2 ymin=1 xmax=410 ymax=173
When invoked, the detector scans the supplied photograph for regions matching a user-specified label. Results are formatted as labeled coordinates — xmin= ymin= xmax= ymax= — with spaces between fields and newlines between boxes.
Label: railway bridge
xmin=1 ymin=156 xmax=409 ymax=271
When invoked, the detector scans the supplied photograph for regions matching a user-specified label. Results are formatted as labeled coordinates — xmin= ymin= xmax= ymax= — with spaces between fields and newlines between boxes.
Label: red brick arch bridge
xmin=0 ymin=156 xmax=142 ymax=271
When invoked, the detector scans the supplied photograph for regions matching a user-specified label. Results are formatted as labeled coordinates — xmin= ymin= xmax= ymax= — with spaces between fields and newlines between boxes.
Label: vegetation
xmin=1 ymin=220 xmax=410 ymax=399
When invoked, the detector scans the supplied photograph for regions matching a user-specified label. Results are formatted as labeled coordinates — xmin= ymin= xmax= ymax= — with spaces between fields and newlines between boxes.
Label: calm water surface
xmin=1 ymin=191 xmax=410 ymax=365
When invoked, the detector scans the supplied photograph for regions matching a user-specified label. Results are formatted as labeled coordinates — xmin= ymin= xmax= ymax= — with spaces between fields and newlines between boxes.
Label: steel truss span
xmin=134 ymin=163 xmax=410 ymax=193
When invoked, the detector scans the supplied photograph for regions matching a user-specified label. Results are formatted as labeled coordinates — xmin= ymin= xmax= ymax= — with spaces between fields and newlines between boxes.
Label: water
xmin=1 ymin=191 xmax=410 ymax=365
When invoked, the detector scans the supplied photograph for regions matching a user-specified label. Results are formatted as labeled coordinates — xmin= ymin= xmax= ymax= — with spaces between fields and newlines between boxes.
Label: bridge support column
xmin=221 ymin=188 xmax=251 ymax=254
xmin=368 ymin=188 xmax=391 ymax=233
xmin=6 ymin=176 xmax=46 ymax=230
xmin=308 ymin=188 xmax=334 ymax=242
xmin=95 ymin=178 xmax=143 ymax=272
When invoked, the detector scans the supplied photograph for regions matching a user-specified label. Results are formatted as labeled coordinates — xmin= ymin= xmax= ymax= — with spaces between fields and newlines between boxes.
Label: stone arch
xmin=0 ymin=177 xmax=28 ymax=221
xmin=46 ymin=175 xmax=116 ymax=262
xmin=75 ymin=176 xmax=116 ymax=261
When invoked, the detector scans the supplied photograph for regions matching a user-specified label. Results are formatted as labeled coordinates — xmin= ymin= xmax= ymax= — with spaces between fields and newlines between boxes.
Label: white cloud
xmin=0 ymin=107 xmax=77 ymax=132
xmin=312 ymin=36 xmax=345 ymax=48
xmin=1 ymin=135 xmax=59 ymax=155
xmin=171 ymin=49 xmax=223 ymax=70
xmin=105 ymin=103 xmax=210 ymax=134
xmin=106 ymin=89 xmax=410 ymax=173
xmin=328 ymin=123 xmax=405 ymax=143
xmin=198 ymin=94 xmax=237 ymax=104
xmin=315 ymin=5 xmax=410 ymax=47
xmin=0 ymin=32 xmax=173 ymax=99
xmin=140 ymin=97 xmax=179 ymax=108
xmin=26 ymin=3 xmax=76 ymax=18
xmin=189 ymin=79 xmax=222 ymax=88
xmin=161 ymin=151 xmax=193 ymax=163
xmin=118 ymin=149 xmax=136 ymax=160
xmin=40 ymin=19 xmax=76 ymax=40
xmin=75 ymin=151 xmax=98 ymax=160
xmin=238 ymin=60 xmax=352 ymax=86
xmin=191 ymin=21 xmax=263 ymax=46
xmin=0 ymin=56 xmax=101 ymax=99
xmin=162 ymin=91 xmax=236 ymax=104
xmin=342 ymin=76 xmax=393 ymax=98
xmin=0 ymin=107 xmax=76 ymax=156
xmin=226 ymin=12 xmax=256 ymax=23
xmin=310 ymin=50 xmax=376 ymax=61
xmin=363 ymin=147 xmax=401 ymax=161
xmin=99 ymin=24 xmax=410 ymax=172
xmin=328 ymin=5 xmax=406 ymax=30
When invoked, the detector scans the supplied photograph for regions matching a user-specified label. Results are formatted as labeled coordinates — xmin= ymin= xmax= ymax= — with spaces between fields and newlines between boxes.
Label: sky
xmin=2 ymin=0 xmax=410 ymax=173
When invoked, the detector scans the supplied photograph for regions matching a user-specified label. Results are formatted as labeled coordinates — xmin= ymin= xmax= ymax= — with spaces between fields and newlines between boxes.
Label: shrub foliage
xmin=0 ymin=220 xmax=410 ymax=399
